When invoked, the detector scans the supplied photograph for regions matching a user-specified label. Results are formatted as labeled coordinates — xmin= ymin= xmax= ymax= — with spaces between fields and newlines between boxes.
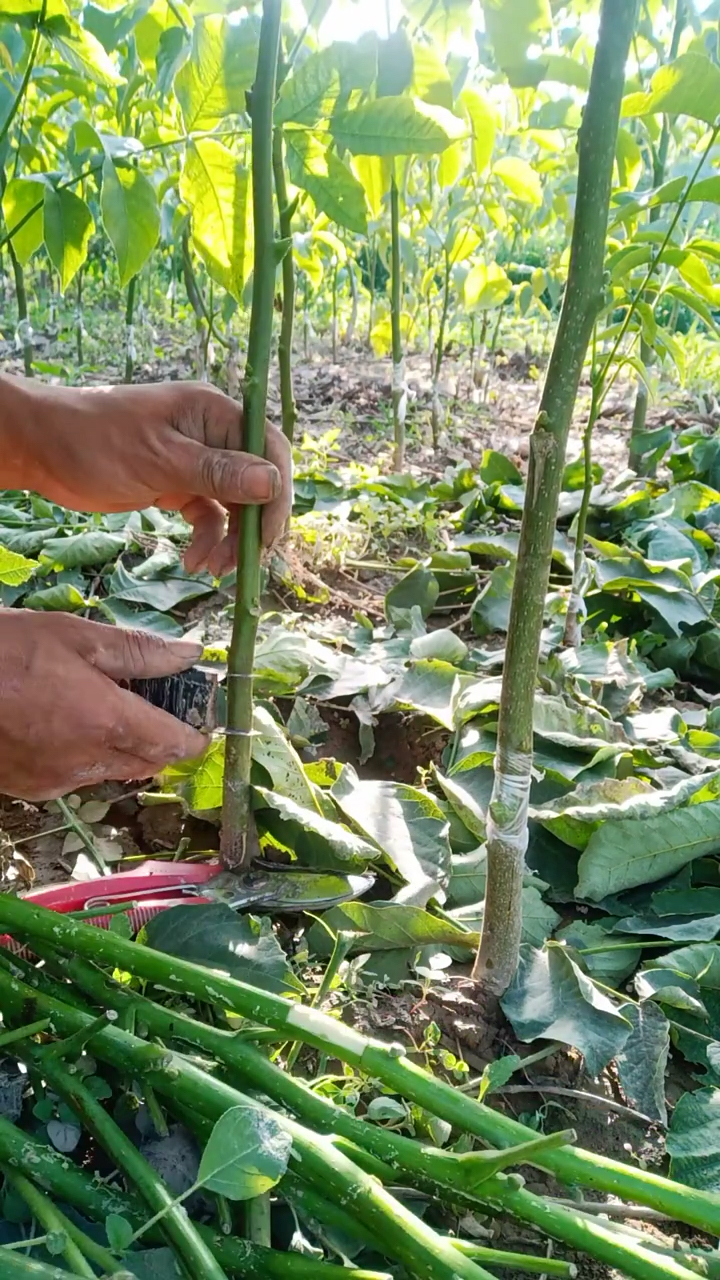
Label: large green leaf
xmin=24 ymin=583 xmax=87 ymax=611
xmin=471 ymin=562 xmax=515 ymax=635
xmin=501 ymin=943 xmax=632 ymax=1074
xmin=144 ymin=903 xmax=303 ymax=994
xmin=385 ymin=659 xmax=466 ymax=730
xmin=623 ymin=53 xmax=720 ymax=126
xmin=275 ymin=47 xmax=340 ymax=126
xmin=198 ymin=1105 xmax=291 ymax=1200
xmin=45 ymin=11 xmax=123 ymax=87
xmin=175 ymin=14 xmax=259 ymax=130
xmin=576 ymin=795 xmax=720 ymax=902
xmin=39 ymin=530 xmax=126 ymax=570
xmin=331 ymin=96 xmax=465 ymax=157
xmin=464 ymin=261 xmax=512 ymax=310
xmin=285 ymin=132 xmax=367 ymax=235
xmin=332 ymin=766 xmax=451 ymax=903
xmin=668 ymin=1088 xmax=720 ymax=1190
xmin=107 ymin=558 xmax=214 ymax=611
xmin=1 ymin=177 xmax=44 ymax=266
xmin=493 ymin=156 xmax=542 ymax=206
xmin=180 ymin=140 xmax=252 ymax=301
xmin=101 ymin=160 xmax=160 ymax=286
xmin=43 ymin=186 xmax=94 ymax=292
xmin=532 ymin=777 xmax=655 ymax=851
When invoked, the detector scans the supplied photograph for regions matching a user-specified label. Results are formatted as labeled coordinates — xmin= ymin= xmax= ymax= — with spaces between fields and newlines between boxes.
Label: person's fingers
xmin=68 ymin=617 xmax=203 ymax=680
xmin=262 ymin=425 xmax=293 ymax=546
xmin=162 ymin=437 xmax=281 ymax=509
xmin=207 ymin=507 xmax=239 ymax=578
xmin=111 ymin=687 xmax=208 ymax=764
xmin=180 ymin=496 xmax=227 ymax=573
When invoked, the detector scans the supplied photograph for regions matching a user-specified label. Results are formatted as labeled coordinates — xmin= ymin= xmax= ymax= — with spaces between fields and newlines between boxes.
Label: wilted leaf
xmin=501 ymin=943 xmax=632 ymax=1074
xmin=668 ymin=1087 xmax=720 ymax=1189
xmin=332 ymin=766 xmax=451 ymax=903
xmin=615 ymin=1001 xmax=669 ymax=1124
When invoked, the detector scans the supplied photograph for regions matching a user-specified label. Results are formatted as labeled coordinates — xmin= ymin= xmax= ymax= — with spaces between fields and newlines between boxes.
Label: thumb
xmin=169 ymin=437 xmax=281 ymax=507
xmin=73 ymin=620 xmax=203 ymax=681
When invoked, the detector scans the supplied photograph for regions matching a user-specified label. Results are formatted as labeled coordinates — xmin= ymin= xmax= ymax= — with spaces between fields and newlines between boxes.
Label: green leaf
xmin=285 ymin=132 xmax=367 ymax=236
xmin=478 ymin=1054 xmax=522 ymax=1101
xmin=471 ymin=562 xmax=515 ymax=635
xmin=501 ymin=943 xmax=632 ymax=1074
xmin=107 ymin=558 xmax=214 ymax=611
xmin=0 ymin=544 xmax=38 ymax=586
xmin=253 ymin=705 xmax=322 ymax=813
xmin=464 ymin=261 xmax=512 ymax=310
xmin=332 ymin=766 xmax=451 ymax=903
xmin=159 ymin=737 xmax=224 ymax=814
xmin=1 ymin=177 xmax=44 ymax=266
xmin=39 ymin=530 xmax=126 ymax=570
xmin=275 ymin=47 xmax=340 ymax=126
xmin=175 ymin=14 xmax=259 ymax=131
xmin=668 ymin=1088 xmax=720 ymax=1190
xmin=385 ymin=562 xmax=439 ymax=626
xmin=532 ymin=777 xmax=655 ymax=851
xmin=576 ymin=795 xmax=720 ymax=902
xmin=101 ymin=159 xmax=160 ymax=286
xmin=615 ymin=1001 xmax=669 ymax=1124
xmin=493 ymin=156 xmax=542 ymax=206
xmin=45 ymin=11 xmax=123 ymax=87
xmin=144 ymin=903 xmax=303 ymax=994
xmin=180 ymin=140 xmax=252 ymax=302
xmin=557 ymin=919 xmax=643 ymax=986
xmin=43 ymin=186 xmax=94 ymax=292
xmin=308 ymin=900 xmax=478 ymax=954
xmin=331 ymin=96 xmax=465 ymax=157
xmin=435 ymin=769 xmax=488 ymax=840
xmin=105 ymin=1213 xmax=134 ymax=1252
xmin=385 ymin=659 xmax=465 ymax=730
xmin=198 ymin=1104 xmax=292 ymax=1199
xmin=24 ymin=583 xmax=87 ymax=611
xmin=623 ymin=53 xmax=720 ymax=126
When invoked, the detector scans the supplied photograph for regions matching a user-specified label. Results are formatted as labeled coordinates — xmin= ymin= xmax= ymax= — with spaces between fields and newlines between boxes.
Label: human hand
xmin=1 ymin=378 xmax=292 ymax=577
xmin=0 ymin=611 xmax=208 ymax=801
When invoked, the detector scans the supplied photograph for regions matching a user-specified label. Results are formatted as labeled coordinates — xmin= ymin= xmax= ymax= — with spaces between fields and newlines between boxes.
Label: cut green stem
xmin=221 ymin=0 xmax=282 ymax=869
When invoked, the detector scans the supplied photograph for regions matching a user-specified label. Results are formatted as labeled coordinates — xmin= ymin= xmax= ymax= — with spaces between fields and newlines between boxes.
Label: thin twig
xmin=494 ymin=1084 xmax=662 ymax=1128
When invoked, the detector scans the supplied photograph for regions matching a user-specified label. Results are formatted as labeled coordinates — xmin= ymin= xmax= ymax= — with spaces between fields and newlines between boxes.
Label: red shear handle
xmin=21 ymin=860 xmax=221 ymax=913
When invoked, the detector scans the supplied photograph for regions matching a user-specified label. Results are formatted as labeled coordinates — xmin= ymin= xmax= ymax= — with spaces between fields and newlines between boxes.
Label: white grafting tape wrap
xmin=567 ymin=591 xmax=585 ymax=617
xmin=126 ymin=323 xmax=136 ymax=362
xmin=392 ymin=357 xmax=408 ymax=427
xmin=487 ymin=749 xmax=533 ymax=857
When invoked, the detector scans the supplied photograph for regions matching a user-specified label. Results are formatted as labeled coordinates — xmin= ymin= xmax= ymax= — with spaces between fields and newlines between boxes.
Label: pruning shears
xmin=17 ymin=862 xmax=373 ymax=933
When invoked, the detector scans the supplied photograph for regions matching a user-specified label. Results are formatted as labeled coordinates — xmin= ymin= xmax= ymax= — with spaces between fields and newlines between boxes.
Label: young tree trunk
xmin=272 ymin=126 xmax=297 ymax=443
xmin=124 ymin=275 xmax=137 ymax=384
xmin=9 ymin=242 xmax=33 ymax=377
xmin=431 ymin=254 xmax=451 ymax=449
xmin=367 ymin=236 xmax=377 ymax=348
xmin=345 ymin=255 xmax=358 ymax=344
xmin=473 ymin=0 xmax=639 ymax=999
xmin=331 ymin=259 xmax=338 ymax=364
xmin=390 ymin=174 xmax=406 ymax=471
xmin=221 ymin=0 xmax=282 ymax=868
xmin=628 ymin=0 xmax=686 ymax=476
xmin=75 ymin=268 xmax=83 ymax=366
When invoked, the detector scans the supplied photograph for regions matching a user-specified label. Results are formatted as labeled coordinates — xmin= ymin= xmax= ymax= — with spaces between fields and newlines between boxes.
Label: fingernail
xmin=168 ymin=639 xmax=204 ymax=661
xmin=244 ymin=462 xmax=280 ymax=501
